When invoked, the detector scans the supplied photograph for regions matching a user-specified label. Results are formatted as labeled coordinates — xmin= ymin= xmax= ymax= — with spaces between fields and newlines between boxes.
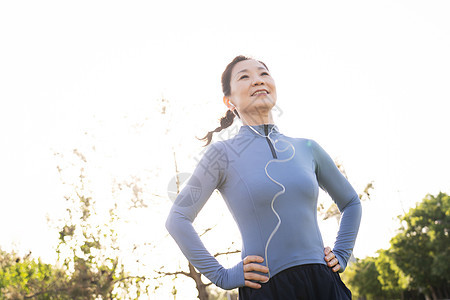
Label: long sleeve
xmin=165 ymin=141 xmax=245 ymax=290
xmin=310 ymin=140 xmax=362 ymax=272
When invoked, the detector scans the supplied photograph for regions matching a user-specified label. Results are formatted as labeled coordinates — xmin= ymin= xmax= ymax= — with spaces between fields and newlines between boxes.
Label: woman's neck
xmin=240 ymin=110 xmax=274 ymax=126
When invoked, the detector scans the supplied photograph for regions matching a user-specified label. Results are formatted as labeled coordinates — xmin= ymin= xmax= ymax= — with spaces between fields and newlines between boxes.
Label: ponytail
xmin=197 ymin=109 xmax=240 ymax=147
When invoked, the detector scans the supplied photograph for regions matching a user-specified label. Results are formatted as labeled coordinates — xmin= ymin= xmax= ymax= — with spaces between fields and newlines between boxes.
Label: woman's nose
xmin=252 ymin=76 xmax=265 ymax=86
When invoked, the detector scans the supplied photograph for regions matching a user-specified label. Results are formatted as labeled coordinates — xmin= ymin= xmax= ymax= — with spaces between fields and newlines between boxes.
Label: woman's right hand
xmin=243 ymin=255 xmax=270 ymax=289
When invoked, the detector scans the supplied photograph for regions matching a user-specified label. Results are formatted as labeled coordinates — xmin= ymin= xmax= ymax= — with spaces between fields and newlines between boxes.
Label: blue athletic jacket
xmin=165 ymin=124 xmax=362 ymax=290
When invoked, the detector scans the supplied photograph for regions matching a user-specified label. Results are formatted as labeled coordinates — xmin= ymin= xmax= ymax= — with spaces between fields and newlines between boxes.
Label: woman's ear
xmin=223 ymin=97 xmax=236 ymax=110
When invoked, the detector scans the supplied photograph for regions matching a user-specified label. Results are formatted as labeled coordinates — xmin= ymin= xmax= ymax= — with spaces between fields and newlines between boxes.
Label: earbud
xmin=223 ymin=97 xmax=236 ymax=111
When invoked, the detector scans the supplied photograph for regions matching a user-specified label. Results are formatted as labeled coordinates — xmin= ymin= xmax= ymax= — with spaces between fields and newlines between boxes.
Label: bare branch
xmin=154 ymin=270 xmax=190 ymax=278
xmin=113 ymin=275 xmax=149 ymax=284
xmin=199 ymin=225 xmax=218 ymax=237
xmin=213 ymin=249 xmax=241 ymax=258
xmin=151 ymin=193 xmax=166 ymax=199
xmin=24 ymin=288 xmax=69 ymax=299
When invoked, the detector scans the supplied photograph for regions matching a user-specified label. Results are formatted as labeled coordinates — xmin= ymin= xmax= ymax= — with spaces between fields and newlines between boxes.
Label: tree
xmin=0 ymin=146 xmax=149 ymax=299
xmin=0 ymin=248 xmax=68 ymax=299
xmin=389 ymin=192 xmax=449 ymax=299
xmin=342 ymin=192 xmax=450 ymax=300
xmin=154 ymin=231 xmax=240 ymax=300
xmin=1 ymin=136 xmax=157 ymax=298
xmin=375 ymin=249 xmax=409 ymax=299
xmin=51 ymin=147 xmax=150 ymax=299
xmin=341 ymin=256 xmax=385 ymax=299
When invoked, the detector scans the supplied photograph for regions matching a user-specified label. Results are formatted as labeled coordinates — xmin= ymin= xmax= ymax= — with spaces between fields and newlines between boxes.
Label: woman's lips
xmin=251 ymin=89 xmax=269 ymax=96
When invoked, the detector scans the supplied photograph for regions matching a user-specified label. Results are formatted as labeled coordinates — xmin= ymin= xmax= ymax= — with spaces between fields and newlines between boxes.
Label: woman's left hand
xmin=324 ymin=247 xmax=341 ymax=273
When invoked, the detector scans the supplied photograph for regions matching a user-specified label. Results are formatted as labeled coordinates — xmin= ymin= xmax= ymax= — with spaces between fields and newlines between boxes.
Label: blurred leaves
xmin=341 ymin=192 xmax=450 ymax=300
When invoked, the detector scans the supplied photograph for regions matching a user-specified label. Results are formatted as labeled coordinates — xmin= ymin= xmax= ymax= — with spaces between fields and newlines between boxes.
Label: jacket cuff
xmin=333 ymin=252 xmax=347 ymax=273
xmin=220 ymin=260 xmax=245 ymax=290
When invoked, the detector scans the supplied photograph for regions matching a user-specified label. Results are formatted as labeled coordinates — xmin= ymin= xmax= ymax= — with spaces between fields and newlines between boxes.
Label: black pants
xmin=238 ymin=264 xmax=352 ymax=300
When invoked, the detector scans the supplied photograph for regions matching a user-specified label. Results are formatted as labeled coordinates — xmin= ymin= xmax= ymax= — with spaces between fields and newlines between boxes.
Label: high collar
xmin=238 ymin=123 xmax=280 ymax=137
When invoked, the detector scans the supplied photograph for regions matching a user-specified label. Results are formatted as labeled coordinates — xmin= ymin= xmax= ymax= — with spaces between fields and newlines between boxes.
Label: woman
xmin=165 ymin=55 xmax=362 ymax=299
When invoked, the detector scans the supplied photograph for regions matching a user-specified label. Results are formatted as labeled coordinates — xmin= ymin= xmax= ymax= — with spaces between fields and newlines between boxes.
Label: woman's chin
xmin=254 ymin=101 xmax=276 ymax=111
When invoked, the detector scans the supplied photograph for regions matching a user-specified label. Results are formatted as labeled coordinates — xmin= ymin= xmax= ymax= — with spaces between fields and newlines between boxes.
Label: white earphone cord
xmin=232 ymin=110 xmax=296 ymax=279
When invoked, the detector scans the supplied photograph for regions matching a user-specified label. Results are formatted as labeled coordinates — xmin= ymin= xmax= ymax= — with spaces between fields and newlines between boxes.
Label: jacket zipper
xmin=264 ymin=124 xmax=277 ymax=159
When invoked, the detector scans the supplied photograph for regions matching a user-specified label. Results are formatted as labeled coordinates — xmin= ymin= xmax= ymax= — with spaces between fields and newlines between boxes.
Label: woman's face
xmin=227 ymin=59 xmax=277 ymax=117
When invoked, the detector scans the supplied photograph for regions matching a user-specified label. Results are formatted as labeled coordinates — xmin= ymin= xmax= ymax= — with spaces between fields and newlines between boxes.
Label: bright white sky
xmin=1 ymin=1 xmax=449 ymax=298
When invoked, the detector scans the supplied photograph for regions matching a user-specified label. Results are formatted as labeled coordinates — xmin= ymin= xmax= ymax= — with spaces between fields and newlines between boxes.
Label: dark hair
xmin=197 ymin=55 xmax=269 ymax=146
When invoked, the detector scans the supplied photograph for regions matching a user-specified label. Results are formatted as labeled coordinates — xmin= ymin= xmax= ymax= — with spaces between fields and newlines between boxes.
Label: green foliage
xmin=0 ymin=248 xmax=68 ymax=299
xmin=389 ymin=192 xmax=450 ymax=298
xmin=0 ymin=148 xmax=151 ymax=299
xmin=50 ymin=149 xmax=148 ymax=299
xmin=341 ymin=257 xmax=385 ymax=299
xmin=0 ymin=193 xmax=145 ymax=299
xmin=375 ymin=249 xmax=409 ymax=298
xmin=343 ymin=192 xmax=449 ymax=300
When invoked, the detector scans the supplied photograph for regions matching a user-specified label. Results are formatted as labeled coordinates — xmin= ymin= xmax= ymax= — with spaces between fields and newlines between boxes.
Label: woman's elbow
xmin=165 ymin=209 xmax=192 ymax=234
xmin=165 ymin=210 xmax=176 ymax=234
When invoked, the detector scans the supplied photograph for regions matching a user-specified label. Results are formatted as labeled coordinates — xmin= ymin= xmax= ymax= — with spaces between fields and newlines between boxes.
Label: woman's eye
xmin=239 ymin=75 xmax=249 ymax=80
xmin=261 ymin=72 xmax=269 ymax=76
